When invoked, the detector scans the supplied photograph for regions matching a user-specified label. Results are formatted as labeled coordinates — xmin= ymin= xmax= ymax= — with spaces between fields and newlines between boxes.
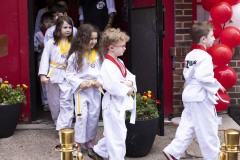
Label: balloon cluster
xmin=201 ymin=0 xmax=240 ymax=112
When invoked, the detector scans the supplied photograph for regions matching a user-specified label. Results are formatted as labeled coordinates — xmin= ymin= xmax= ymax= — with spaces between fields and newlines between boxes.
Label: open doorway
xmin=28 ymin=0 xmax=130 ymax=122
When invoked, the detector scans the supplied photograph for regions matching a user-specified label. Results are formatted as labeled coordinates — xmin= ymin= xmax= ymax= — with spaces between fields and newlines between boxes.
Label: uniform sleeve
xmin=99 ymin=61 xmax=129 ymax=97
xmin=38 ymin=40 xmax=51 ymax=76
xmin=65 ymin=54 xmax=85 ymax=92
xmin=195 ymin=56 xmax=219 ymax=93
xmin=34 ymin=10 xmax=42 ymax=33
xmin=78 ymin=6 xmax=84 ymax=20
xmin=44 ymin=28 xmax=53 ymax=46
xmin=126 ymin=69 xmax=137 ymax=92
xmin=106 ymin=0 xmax=117 ymax=14
xmin=34 ymin=33 xmax=39 ymax=52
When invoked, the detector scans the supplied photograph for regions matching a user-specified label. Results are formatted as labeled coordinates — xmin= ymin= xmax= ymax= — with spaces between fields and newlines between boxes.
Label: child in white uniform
xmin=66 ymin=24 xmax=104 ymax=151
xmin=163 ymin=21 xmax=226 ymax=160
xmin=34 ymin=12 xmax=53 ymax=111
xmin=38 ymin=16 xmax=74 ymax=130
xmin=89 ymin=28 xmax=137 ymax=160
xmin=44 ymin=4 xmax=77 ymax=46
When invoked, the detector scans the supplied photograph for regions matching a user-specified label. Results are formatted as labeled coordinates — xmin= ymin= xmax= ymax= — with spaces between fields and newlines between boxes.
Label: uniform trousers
xmin=164 ymin=98 xmax=220 ymax=160
xmin=94 ymin=101 xmax=127 ymax=160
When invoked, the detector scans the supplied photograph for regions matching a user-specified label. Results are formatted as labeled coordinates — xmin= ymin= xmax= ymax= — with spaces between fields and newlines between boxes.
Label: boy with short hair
xmin=163 ymin=21 xmax=226 ymax=160
xmin=34 ymin=12 xmax=54 ymax=111
xmin=44 ymin=4 xmax=77 ymax=45
xmin=88 ymin=28 xmax=137 ymax=160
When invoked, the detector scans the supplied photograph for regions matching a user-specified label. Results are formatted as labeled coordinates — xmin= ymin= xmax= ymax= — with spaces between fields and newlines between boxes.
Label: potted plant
xmin=125 ymin=90 xmax=160 ymax=157
xmin=0 ymin=78 xmax=27 ymax=138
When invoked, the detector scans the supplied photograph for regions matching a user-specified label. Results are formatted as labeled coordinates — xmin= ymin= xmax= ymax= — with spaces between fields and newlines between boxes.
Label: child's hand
xmin=127 ymin=87 xmax=134 ymax=96
xmin=40 ymin=75 xmax=49 ymax=84
xmin=121 ymin=80 xmax=133 ymax=87
xmin=80 ymin=81 xmax=91 ymax=90
xmin=219 ymin=84 xmax=226 ymax=92
xmin=92 ymin=80 xmax=101 ymax=88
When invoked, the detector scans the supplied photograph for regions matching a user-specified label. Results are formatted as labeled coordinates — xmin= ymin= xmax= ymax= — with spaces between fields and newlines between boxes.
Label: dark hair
xmin=68 ymin=24 xmax=104 ymax=71
xmin=51 ymin=4 xmax=68 ymax=14
xmin=190 ymin=21 xmax=214 ymax=44
xmin=40 ymin=12 xmax=53 ymax=24
xmin=53 ymin=16 xmax=73 ymax=45
xmin=55 ymin=0 xmax=69 ymax=5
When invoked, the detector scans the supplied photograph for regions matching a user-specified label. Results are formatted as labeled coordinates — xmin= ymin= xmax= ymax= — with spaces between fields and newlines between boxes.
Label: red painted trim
xmin=19 ymin=0 xmax=31 ymax=121
xmin=163 ymin=0 xmax=174 ymax=115
xmin=192 ymin=0 xmax=197 ymax=21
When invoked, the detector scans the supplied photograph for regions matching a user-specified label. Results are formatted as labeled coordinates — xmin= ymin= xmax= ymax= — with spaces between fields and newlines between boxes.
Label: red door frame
xmin=0 ymin=0 xmax=31 ymax=121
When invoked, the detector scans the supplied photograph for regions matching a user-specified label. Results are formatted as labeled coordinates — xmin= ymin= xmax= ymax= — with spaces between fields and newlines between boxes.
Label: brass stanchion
xmin=219 ymin=129 xmax=240 ymax=160
xmin=55 ymin=128 xmax=84 ymax=160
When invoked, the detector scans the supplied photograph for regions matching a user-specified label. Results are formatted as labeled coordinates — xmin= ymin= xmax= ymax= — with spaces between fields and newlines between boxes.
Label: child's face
xmin=53 ymin=12 xmax=65 ymax=23
xmin=42 ymin=19 xmax=53 ymax=30
xmin=61 ymin=21 xmax=72 ymax=38
xmin=111 ymin=41 xmax=127 ymax=57
xmin=204 ymin=30 xmax=215 ymax=49
xmin=88 ymin=32 xmax=98 ymax=49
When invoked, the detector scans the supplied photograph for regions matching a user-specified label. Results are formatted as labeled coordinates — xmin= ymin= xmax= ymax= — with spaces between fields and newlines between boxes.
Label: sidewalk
xmin=0 ymin=113 xmax=239 ymax=160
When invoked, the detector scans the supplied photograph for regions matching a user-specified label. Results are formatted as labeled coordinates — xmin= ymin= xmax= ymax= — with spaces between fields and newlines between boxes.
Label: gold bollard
xmin=55 ymin=128 xmax=84 ymax=160
xmin=219 ymin=129 xmax=240 ymax=160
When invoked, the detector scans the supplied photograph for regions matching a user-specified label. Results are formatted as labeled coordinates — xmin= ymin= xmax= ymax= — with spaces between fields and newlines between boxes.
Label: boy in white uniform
xmin=88 ymin=28 xmax=137 ymax=160
xmin=163 ymin=21 xmax=226 ymax=160
xmin=34 ymin=12 xmax=53 ymax=112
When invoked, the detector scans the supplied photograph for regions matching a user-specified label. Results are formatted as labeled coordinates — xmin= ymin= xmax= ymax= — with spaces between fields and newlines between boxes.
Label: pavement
xmin=0 ymin=113 xmax=239 ymax=160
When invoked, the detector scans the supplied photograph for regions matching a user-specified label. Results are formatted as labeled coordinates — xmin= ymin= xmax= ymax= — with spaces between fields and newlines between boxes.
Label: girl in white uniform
xmin=38 ymin=16 xmax=74 ymax=131
xmin=65 ymin=24 xmax=104 ymax=151
xmin=89 ymin=28 xmax=137 ymax=160
xmin=163 ymin=21 xmax=226 ymax=160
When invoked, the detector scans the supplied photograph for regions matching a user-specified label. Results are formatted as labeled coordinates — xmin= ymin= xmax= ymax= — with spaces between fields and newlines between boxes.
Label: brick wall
xmin=172 ymin=0 xmax=240 ymax=116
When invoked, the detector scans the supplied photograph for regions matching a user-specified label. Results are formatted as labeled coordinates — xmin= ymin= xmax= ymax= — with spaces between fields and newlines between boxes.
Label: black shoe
xmin=88 ymin=148 xmax=104 ymax=160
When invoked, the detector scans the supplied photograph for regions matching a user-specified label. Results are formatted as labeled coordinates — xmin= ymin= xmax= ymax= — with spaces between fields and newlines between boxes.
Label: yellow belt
xmin=76 ymin=80 xmax=104 ymax=118
xmin=47 ymin=61 xmax=66 ymax=77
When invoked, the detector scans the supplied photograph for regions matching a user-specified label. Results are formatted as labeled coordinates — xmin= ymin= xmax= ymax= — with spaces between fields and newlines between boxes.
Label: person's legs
xmin=74 ymin=90 xmax=88 ymax=144
xmin=94 ymin=102 xmax=126 ymax=160
xmin=56 ymin=80 xmax=74 ymax=130
xmin=191 ymin=99 xmax=220 ymax=160
xmin=85 ymin=88 xmax=101 ymax=148
xmin=46 ymin=81 xmax=60 ymax=123
xmin=163 ymin=103 xmax=195 ymax=159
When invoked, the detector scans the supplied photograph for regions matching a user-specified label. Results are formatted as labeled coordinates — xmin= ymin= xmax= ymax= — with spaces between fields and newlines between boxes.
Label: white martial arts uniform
xmin=93 ymin=55 xmax=137 ymax=160
xmin=66 ymin=50 xmax=102 ymax=144
xmin=34 ymin=31 xmax=48 ymax=106
xmin=164 ymin=48 xmax=221 ymax=160
xmin=44 ymin=25 xmax=77 ymax=46
xmin=38 ymin=39 xmax=74 ymax=130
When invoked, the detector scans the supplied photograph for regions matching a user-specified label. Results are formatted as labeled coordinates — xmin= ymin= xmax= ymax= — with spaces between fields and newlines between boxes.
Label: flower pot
xmin=125 ymin=117 xmax=159 ymax=157
xmin=0 ymin=103 xmax=21 ymax=138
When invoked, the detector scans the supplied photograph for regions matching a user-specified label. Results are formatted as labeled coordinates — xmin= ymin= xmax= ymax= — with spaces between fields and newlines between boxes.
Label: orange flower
xmin=142 ymin=95 xmax=148 ymax=100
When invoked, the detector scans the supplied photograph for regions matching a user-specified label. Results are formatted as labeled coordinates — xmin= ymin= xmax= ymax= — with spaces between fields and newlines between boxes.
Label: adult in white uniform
xmin=66 ymin=24 xmax=105 ymax=151
xmin=39 ymin=16 xmax=74 ymax=130
xmin=89 ymin=28 xmax=137 ymax=160
xmin=163 ymin=21 xmax=226 ymax=160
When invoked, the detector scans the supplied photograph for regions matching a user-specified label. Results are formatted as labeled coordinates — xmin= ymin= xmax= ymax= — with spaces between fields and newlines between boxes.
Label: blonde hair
xmin=101 ymin=28 xmax=130 ymax=53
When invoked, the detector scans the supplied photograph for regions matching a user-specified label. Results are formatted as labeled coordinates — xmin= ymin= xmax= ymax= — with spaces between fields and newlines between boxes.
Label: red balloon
xmin=210 ymin=2 xmax=232 ymax=24
xmin=202 ymin=0 xmax=220 ymax=11
xmin=220 ymin=26 xmax=240 ymax=48
xmin=208 ymin=44 xmax=232 ymax=66
xmin=210 ymin=20 xmax=223 ymax=38
xmin=223 ymin=0 xmax=240 ymax=5
xmin=214 ymin=66 xmax=237 ymax=89
xmin=215 ymin=90 xmax=230 ymax=112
